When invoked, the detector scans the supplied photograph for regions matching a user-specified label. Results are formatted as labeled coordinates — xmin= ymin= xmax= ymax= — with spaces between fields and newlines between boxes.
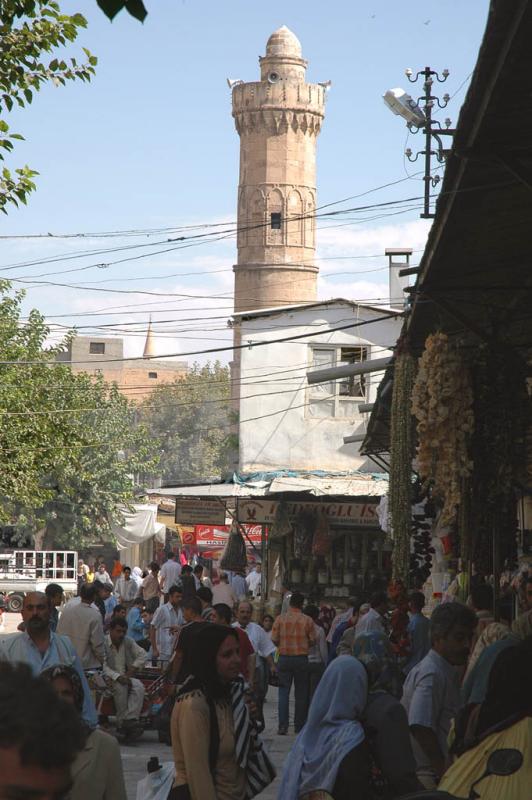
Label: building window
xmin=148 ymin=371 xmax=158 ymax=379
xmin=270 ymin=212 xmax=282 ymax=229
xmin=89 ymin=342 xmax=105 ymax=354
xmin=307 ymin=345 xmax=368 ymax=418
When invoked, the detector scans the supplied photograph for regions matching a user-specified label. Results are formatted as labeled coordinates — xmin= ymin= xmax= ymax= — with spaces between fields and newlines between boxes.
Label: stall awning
xmin=112 ymin=503 xmax=166 ymax=550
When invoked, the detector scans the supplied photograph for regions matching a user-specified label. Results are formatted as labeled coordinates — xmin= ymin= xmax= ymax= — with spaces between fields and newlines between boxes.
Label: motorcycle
xmin=396 ymin=748 xmax=523 ymax=800
xmin=300 ymin=748 xmax=523 ymax=800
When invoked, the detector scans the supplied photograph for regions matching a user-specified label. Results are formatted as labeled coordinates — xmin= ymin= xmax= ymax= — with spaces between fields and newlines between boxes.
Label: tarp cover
xmin=112 ymin=504 xmax=166 ymax=550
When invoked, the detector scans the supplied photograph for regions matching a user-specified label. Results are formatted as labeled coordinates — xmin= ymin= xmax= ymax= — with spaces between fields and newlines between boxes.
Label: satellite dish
xmin=226 ymin=78 xmax=244 ymax=89
xmin=318 ymin=80 xmax=332 ymax=91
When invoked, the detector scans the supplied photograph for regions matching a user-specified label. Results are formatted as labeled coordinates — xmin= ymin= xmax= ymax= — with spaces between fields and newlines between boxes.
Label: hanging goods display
xmin=411 ymin=332 xmax=474 ymax=526
xmin=219 ymin=522 xmax=247 ymax=572
xmin=389 ymin=346 xmax=416 ymax=581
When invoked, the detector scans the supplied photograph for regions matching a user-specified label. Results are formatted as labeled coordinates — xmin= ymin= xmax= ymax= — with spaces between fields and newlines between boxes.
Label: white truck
xmin=0 ymin=549 xmax=78 ymax=612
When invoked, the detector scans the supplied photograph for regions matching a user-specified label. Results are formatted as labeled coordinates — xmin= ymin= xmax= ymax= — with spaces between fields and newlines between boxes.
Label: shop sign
xmin=236 ymin=498 xmax=380 ymax=528
xmin=194 ymin=524 xmax=263 ymax=548
xmin=181 ymin=529 xmax=197 ymax=546
xmin=175 ymin=498 xmax=226 ymax=525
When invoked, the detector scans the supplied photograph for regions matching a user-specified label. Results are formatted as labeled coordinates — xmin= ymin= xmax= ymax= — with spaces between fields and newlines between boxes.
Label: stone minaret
xmin=231 ymin=26 xmax=327 ymax=312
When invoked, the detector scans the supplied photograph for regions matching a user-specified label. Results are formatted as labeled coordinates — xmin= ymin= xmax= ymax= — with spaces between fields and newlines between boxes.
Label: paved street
xmin=1 ymin=612 xmax=292 ymax=800
xmin=121 ymin=687 xmax=294 ymax=799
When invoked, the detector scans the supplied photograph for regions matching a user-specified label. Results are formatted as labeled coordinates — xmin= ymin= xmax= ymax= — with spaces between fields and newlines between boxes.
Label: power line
xmin=0 ymin=314 xmax=399 ymax=366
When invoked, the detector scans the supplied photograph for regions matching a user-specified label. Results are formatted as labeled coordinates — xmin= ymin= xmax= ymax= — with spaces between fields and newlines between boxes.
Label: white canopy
xmin=112 ymin=503 xmax=166 ymax=551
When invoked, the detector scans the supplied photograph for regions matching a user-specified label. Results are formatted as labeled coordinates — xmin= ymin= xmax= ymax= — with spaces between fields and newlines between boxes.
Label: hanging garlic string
xmin=390 ymin=345 xmax=416 ymax=582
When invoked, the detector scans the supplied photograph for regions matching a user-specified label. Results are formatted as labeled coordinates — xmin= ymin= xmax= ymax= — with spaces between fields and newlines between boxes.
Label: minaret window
xmin=270 ymin=212 xmax=282 ymax=229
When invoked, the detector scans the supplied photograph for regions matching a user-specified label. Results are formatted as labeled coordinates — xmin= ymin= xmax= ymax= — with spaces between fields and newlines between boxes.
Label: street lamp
xmin=383 ymin=67 xmax=456 ymax=218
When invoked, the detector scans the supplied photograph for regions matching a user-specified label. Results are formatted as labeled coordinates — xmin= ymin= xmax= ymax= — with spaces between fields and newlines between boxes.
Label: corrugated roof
xmin=147 ymin=472 xmax=388 ymax=499
xmin=232 ymin=298 xmax=402 ymax=322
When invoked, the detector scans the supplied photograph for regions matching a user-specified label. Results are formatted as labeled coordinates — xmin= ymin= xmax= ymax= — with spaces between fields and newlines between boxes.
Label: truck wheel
xmin=7 ymin=593 xmax=24 ymax=613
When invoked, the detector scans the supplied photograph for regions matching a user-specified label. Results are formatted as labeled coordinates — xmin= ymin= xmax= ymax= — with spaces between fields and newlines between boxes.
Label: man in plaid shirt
xmin=271 ymin=591 xmax=315 ymax=735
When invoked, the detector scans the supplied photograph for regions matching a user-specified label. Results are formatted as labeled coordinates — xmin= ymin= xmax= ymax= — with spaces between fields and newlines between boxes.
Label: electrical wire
xmin=0 ymin=314 xmax=399 ymax=366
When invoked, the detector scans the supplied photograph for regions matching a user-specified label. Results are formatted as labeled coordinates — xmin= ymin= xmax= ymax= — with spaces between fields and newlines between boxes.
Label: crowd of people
xmin=276 ymin=576 xmax=532 ymax=799
xmin=1 ymin=554 xmax=531 ymax=800
xmin=0 ymin=553 xmax=272 ymax=800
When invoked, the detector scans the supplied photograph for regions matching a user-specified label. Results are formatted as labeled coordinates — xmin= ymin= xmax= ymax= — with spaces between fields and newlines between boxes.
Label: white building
xmin=232 ymin=299 xmax=403 ymax=474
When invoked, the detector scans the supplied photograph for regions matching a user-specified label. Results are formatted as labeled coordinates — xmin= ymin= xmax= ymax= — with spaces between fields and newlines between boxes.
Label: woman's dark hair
xmin=184 ymin=624 xmax=239 ymax=700
xmin=304 ymin=604 xmax=320 ymax=621
xmin=0 ymin=663 xmax=85 ymax=768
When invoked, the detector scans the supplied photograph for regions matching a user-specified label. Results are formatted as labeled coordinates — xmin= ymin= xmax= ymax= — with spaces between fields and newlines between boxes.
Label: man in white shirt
xmin=246 ymin=564 xmax=262 ymax=598
xmin=114 ymin=566 xmax=139 ymax=609
xmin=355 ymin=591 xmax=388 ymax=638
xmin=103 ymin=617 xmax=147 ymax=734
xmin=57 ymin=583 xmax=105 ymax=670
xmin=150 ymin=585 xmax=184 ymax=663
xmin=212 ymin=572 xmax=238 ymax=608
xmin=402 ymin=602 xmax=477 ymax=788
xmin=159 ymin=553 xmax=182 ymax=598
xmin=94 ymin=562 xmax=112 ymax=586
xmin=233 ymin=600 xmax=276 ymax=698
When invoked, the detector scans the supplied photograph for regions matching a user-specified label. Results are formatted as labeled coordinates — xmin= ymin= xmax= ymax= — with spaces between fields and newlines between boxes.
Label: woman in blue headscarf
xmin=278 ymin=655 xmax=372 ymax=800
xmin=353 ymin=631 xmax=420 ymax=798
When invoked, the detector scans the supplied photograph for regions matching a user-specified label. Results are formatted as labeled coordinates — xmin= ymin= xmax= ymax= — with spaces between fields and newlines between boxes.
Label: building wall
xmin=236 ymin=303 xmax=402 ymax=472
xmin=56 ymin=337 xmax=187 ymax=402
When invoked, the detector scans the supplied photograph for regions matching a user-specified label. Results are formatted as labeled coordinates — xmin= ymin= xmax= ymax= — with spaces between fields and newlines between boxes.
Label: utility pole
xmin=383 ymin=67 xmax=456 ymax=218
xmin=404 ymin=66 xmax=455 ymax=218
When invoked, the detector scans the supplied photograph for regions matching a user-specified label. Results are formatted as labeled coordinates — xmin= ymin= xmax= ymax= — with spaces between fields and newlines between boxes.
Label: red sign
xmin=181 ymin=530 xmax=197 ymax=546
xmin=194 ymin=525 xmax=263 ymax=550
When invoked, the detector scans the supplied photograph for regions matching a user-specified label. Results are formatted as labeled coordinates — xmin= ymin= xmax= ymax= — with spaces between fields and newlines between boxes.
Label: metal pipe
xmin=343 ymin=433 xmax=367 ymax=444
xmin=307 ymin=356 xmax=392 ymax=385
xmin=358 ymin=402 xmax=374 ymax=413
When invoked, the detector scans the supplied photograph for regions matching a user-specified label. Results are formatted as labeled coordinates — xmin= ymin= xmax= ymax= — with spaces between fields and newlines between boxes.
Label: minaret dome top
xmin=265 ymin=26 xmax=302 ymax=58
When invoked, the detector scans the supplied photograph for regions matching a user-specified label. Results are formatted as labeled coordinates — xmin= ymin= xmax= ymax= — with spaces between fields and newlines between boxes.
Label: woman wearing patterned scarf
xmin=353 ymin=632 xmax=421 ymax=798
xmin=169 ymin=624 xmax=274 ymax=800
xmin=41 ymin=665 xmax=127 ymax=800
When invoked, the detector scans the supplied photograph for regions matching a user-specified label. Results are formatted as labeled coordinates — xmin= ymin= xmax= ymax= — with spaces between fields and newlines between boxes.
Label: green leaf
xmin=125 ymin=0 xmax=148 ymax=22
xmin=96 ymin=0 xmax=127 ymax=20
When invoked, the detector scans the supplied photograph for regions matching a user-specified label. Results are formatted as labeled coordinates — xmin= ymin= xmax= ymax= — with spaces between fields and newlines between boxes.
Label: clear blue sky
xmin=1 ymin=0 xmax=490 ymax=358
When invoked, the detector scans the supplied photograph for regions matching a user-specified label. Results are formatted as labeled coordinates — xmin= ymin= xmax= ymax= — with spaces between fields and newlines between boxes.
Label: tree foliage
xmin=0 ymin=281 xmax=159 ymax=548
xmin=139 ymin=363 xmax=236 ymax=485
xmin=97 ymin=0 xmax=147 ymax=22
xmin=0 ymin=1 xmax=97 ymax=213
